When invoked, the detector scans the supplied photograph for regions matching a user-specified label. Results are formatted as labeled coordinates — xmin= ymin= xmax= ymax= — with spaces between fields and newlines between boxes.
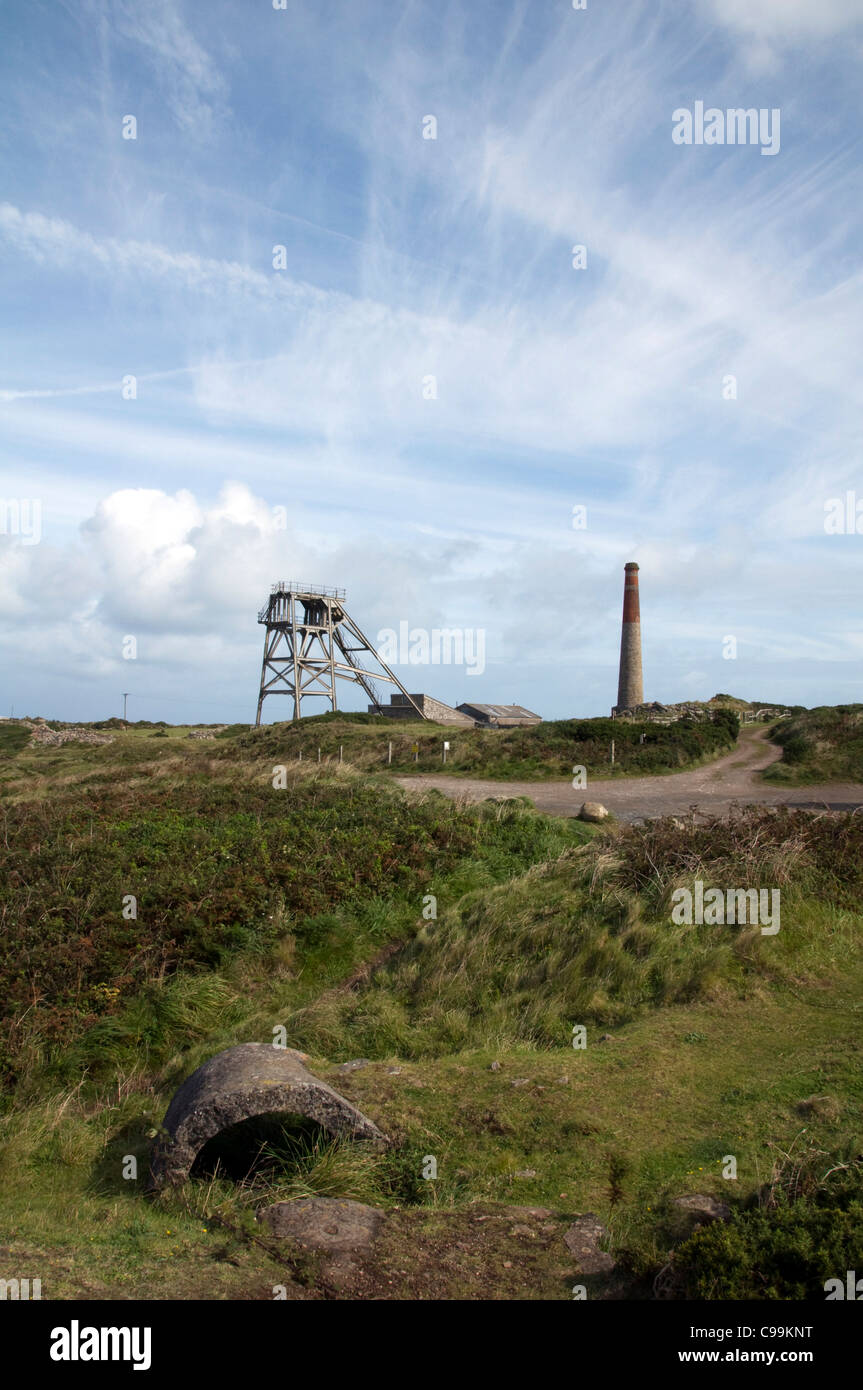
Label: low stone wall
xmin=21 ymin=722 xmax=114 ymax=747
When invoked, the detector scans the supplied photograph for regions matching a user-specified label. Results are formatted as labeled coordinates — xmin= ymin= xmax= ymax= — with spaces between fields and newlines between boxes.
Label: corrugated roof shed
xmin=457 ymin=703 xmax=542 ymax=721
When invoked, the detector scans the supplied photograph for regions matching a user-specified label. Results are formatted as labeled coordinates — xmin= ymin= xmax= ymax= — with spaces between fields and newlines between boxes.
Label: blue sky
xmin=1 ymin=0 xmax=862 ymax=723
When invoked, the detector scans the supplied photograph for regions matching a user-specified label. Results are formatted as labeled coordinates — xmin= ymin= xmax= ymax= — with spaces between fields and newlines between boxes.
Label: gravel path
xmin=395 ymin=728 xmax=863 ymax=823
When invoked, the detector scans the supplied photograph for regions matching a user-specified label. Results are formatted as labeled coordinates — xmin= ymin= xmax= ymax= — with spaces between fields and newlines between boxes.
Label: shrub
xmin=782 ymin=733 xmax=809 ymax=764
xmin=711 ymin=707 xmax=740 ymax=739
xmin=674 ymin=1198 xmax=863 ymax=1299
xmin=672 ymin=1152 xmax=863 ymax=1298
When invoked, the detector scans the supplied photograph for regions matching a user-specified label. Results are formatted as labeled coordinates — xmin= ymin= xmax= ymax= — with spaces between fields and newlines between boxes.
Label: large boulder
xmin=579 ymin=802 xmax=609 ymax=823
xmin=149 ymin=1043 xmax=388 ymax=1187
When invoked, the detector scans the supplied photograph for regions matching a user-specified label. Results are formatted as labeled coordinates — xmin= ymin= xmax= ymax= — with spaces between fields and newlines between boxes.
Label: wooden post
xmin=298 ymin=749 xmax=302 ymax=762
xmin=339 ymin=744 xmax=343 ymax=763
xmin=388 ymin=741 xmax=392 ymax=765
xmin=318 ymin=747 xmax=321 ymax=763
xmin=610 ymin=740 xmax=615 ymax=766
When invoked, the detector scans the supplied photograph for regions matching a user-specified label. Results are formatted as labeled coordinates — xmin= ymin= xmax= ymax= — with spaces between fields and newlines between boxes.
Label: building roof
xmin=457 ymin=703 xmax=541 ymax=719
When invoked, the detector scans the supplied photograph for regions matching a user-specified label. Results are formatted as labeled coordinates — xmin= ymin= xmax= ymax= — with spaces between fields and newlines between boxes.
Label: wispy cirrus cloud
xmin=108 ymin=0 xmax=230 ymax=135
xmin=700 ymin=0 xmax=863 ymax=70
xmin=704 ymin=0 xmax=863 ymax=42
xmin=0 ymin=0 xmax=861 ymax=719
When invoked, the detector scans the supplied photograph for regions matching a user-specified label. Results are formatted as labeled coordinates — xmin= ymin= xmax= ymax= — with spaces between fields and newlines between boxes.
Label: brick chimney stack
xmin=615 ymin=562 xmax=643 ymax=711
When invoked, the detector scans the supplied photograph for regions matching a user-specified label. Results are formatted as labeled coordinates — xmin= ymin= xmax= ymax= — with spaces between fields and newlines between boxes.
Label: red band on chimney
xmin=622 ymin=564 xmax=640 ymax=625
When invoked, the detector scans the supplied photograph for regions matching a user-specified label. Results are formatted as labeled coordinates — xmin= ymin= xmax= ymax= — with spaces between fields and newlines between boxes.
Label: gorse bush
xmin=782 ymin=734 xmax=809 ymax=764
xmin=711 ymin=707 xmax=740 ymax=740
xmin=673 ymin=1157 xmax=863 ymax=1300
xmin=674 ymin=1201 xmax=863 ymax=1299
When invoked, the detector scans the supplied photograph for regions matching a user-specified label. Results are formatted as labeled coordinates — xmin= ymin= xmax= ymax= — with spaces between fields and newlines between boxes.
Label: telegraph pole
xmin=122 ymin=693 xmax=130 ymax=722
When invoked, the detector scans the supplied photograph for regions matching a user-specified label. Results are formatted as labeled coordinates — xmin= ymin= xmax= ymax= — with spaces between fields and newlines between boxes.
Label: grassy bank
xmin=285 ymin=804 xmax=863 ymax=1056
xmin=763 ymin=705 xmax=863 ymax=784
xmin=238 ymin=708 xmax=740 ymax=780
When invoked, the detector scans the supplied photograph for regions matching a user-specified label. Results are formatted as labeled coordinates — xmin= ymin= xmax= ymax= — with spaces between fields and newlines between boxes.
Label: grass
xmin=3 ymin=970 xmax=860 ymax=1298
xmin=763 ymin=704 xmax=863 ymax=784
xmin=0 ymin=745 xmax=593 ymax=1091
xmin=284 ymin=805 xmax=863 ymax=1058
xmin=0 ymin=723 xmax=30 ymax=756
xmin=189 ymin=1114 xmax=386 ymax=1205
xmin=235 ymin=709 xmax=740 ymax=781
xmin=0 ymin=720 xmax=861 ymax=1300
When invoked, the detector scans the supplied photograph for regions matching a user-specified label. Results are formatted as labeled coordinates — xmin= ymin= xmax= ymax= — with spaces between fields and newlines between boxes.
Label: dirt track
xmin=395 ymin=727 xmax=863 ymax=824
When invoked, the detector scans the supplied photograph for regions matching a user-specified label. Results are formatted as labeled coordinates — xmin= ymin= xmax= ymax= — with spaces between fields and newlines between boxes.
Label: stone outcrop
xmin=671 ymin=1194 xmax=732 ymax=1231
xmin=149 ymin=1043 xmax=388 ymax=1187
xmin=258 ymin=1197 xmax=384 ymax=1254
xmin=563 ymin=1214 xmax=616 ymax=1275
xmin=579 ymin=801 xmax=609 ymax=822
xmin=258 ymin=1197 xmax=387 ymax=1290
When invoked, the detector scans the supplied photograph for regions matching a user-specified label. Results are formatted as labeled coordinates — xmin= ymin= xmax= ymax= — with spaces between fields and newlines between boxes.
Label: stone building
xmin=368 ymin=693 xmax=473 ymax=724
